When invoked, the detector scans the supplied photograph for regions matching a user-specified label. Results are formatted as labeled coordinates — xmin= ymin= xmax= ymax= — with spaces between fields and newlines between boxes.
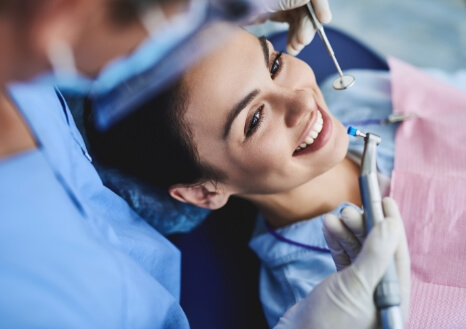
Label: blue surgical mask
xmin=35 ymin=0 xmax=258 ymax=130
xmin=91 ymin=0 xmax=211 ymax=97
xmin=36 ymin=1 xmax=209 ymax=93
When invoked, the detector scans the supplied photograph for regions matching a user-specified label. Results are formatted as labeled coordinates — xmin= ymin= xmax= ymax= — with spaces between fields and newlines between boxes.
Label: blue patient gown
xmin=0 ymin=83 xmax=189 ymax=328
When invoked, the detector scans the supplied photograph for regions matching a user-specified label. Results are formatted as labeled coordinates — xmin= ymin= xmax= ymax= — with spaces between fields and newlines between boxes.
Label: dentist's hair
xmin=85 ymin=79 xmax=225 ymax=190
xmin=109 ymin=0 xmax=187 ymax=25
xmin=0 ymin=0 xmax=41 ymax=18
xmin=0 ymin=0 xmax=186 ymax=24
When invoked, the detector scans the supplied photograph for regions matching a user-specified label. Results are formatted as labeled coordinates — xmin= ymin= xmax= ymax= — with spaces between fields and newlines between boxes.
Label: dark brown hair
xmin=85 ymin=79 xmax=225 ymax=190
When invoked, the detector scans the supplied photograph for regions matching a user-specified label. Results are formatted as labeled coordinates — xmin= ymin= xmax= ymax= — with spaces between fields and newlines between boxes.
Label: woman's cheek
xmin=286 ymin=57 xmax=317 ymax=87
xmin=254 ymin=134 xmax=289 ymax=167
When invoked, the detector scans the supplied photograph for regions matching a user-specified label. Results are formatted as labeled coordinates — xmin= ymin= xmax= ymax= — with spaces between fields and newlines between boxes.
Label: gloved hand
xmin=260 ymin=0 xmax=332 ymax=56
xmin=323 ymin=205 xmax=366 ymax=271
xmin=273 ymin=198 xmax=411 ymax=329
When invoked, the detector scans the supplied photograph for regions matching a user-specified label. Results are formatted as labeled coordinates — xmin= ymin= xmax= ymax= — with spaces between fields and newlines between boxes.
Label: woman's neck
xmin=244 ymin=157 xmax=362 ymax=228
xmin=0 ymin=90 xmax=36 ymax=160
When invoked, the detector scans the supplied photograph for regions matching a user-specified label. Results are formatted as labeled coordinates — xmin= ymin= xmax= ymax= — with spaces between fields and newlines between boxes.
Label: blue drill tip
xmin=347 ymin=126 xmax=358 ymax=136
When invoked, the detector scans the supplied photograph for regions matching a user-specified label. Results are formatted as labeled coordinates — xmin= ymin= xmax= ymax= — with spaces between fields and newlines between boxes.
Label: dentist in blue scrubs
xmin=0 ymin=0 xmax=410 ymax=328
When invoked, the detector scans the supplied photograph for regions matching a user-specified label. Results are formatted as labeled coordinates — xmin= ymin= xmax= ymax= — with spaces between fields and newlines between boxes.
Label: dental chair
xmin=168 ymin=26 xmax=388 ymax=329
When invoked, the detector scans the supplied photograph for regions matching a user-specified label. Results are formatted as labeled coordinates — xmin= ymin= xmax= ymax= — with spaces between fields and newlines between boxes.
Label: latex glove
xmin=261 ymin=0 xmax=332 ymax=56
xmin=323 ymin=206 xmax=366 ymax=271
xmin=273 ymin=198 xmax=411 ymax=329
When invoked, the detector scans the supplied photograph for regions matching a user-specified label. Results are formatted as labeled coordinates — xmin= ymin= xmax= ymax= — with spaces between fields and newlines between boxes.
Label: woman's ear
xmin=169 ymin=182 xmax=230 ymax=210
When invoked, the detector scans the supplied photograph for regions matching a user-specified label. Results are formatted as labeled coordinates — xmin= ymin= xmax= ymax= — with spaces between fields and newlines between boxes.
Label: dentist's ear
xmin=33 ymin=0 xmax=91 ymax=54
xmin=169 ymin=182 xmax=231 ymax=210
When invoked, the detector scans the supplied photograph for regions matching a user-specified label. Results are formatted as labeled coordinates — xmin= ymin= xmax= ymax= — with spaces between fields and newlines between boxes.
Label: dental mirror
xmin=306 ymin=2 xmax=355 ymax=91
xmin=332 ymin=73 xmax=355 ymax=90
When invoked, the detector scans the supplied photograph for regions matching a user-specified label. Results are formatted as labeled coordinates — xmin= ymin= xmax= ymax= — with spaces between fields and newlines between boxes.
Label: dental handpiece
xmin=347 ymin=126 xmax=403 ymax=329
xmin=305 ymin=2 xmax=355 ymax=90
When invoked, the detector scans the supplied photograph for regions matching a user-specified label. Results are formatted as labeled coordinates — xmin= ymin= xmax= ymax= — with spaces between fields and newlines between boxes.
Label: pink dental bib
xmin=389 ymin=57 xmax=466 ymax=328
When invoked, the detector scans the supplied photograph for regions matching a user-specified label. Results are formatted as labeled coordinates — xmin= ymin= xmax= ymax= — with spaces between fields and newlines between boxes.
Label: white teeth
xmin=315 ymin=122 xmax=323 ymax=133
xmin=294 ymin=110 xmax=324 ymax=153
xmin=304 ymin=136 xmax=314 ymax=144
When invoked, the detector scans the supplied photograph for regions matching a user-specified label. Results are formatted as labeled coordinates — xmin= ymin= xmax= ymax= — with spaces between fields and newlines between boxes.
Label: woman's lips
xmin=293 ymin=107 xmax=332 ymax=156
xmin=295 ymin=110 xmax=323 ymax=151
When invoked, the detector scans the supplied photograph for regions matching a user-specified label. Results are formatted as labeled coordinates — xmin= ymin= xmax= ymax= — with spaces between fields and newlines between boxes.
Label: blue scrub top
xmin=0 ymin=83 xmax=190 ymax=328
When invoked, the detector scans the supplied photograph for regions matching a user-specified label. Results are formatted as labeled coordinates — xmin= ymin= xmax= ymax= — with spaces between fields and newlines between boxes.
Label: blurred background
xmin=249 ymin=0 xmax=466 ymax=72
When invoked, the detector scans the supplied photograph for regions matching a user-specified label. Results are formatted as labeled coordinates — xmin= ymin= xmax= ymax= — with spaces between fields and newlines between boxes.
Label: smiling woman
xmin=87 ymin=25 xmax=359 ymax=223
xmin=176 ymin=27 xmax=361 ymax=221
xmin=85 ymin=24 xmax=364 ymax=326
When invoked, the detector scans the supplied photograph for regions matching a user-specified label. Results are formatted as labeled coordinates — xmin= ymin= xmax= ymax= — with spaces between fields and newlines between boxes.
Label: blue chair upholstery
xmin=169 ymin=27 xmax=388 ymax=329
xmin=277 ymin=26 xmax=389 ymax=83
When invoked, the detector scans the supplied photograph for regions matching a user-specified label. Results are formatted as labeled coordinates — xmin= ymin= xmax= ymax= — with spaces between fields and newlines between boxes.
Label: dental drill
xmin=347 ymin=126 xmax=403 ymax=329
xmin=305 ymin=2 xmax=355 ymax=90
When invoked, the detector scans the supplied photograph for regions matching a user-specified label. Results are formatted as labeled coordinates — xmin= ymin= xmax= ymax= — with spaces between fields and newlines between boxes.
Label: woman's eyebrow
xmin=258 ymin=36 xmax=270 ymax=69
xmin=222 ymin=36 xmax=268 ymax=140
xmin=223 ymin=89 xmax=260 ymax=139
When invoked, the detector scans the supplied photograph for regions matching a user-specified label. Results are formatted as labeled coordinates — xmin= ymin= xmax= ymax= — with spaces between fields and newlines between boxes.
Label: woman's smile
xmin=293 ymin=106 xmax=333 ymax=156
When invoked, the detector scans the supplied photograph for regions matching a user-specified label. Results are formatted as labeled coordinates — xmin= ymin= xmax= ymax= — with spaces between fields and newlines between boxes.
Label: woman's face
xmin=183 ymin=27 xmax=348 ymax=196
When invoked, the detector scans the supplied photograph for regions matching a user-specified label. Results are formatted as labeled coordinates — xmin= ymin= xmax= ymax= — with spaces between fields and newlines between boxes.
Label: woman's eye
xmin=246 ymin=105 xmax=264 ymax=137
xmin=270 ymin=51 xmax=283 ymax=78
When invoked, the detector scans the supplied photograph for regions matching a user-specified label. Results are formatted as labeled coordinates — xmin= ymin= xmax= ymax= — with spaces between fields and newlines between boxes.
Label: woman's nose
xmin=281 ymin=88 xmax=317 ymax=128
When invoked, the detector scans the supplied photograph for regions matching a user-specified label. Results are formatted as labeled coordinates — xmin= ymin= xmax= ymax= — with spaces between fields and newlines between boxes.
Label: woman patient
xmin=86 ymin=24 xmax=390 ymax=327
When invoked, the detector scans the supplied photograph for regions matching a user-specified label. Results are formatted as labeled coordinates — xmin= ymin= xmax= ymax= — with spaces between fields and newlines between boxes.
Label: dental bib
xmin=388 ymin=57 xmax=466 ymax=328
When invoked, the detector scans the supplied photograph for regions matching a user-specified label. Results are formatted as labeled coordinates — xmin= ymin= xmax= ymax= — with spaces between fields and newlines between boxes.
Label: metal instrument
xmin=347 ymin=126 xmax=403 ymax=329
xmin=305 ymin=2 xmax=355 ymax=90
